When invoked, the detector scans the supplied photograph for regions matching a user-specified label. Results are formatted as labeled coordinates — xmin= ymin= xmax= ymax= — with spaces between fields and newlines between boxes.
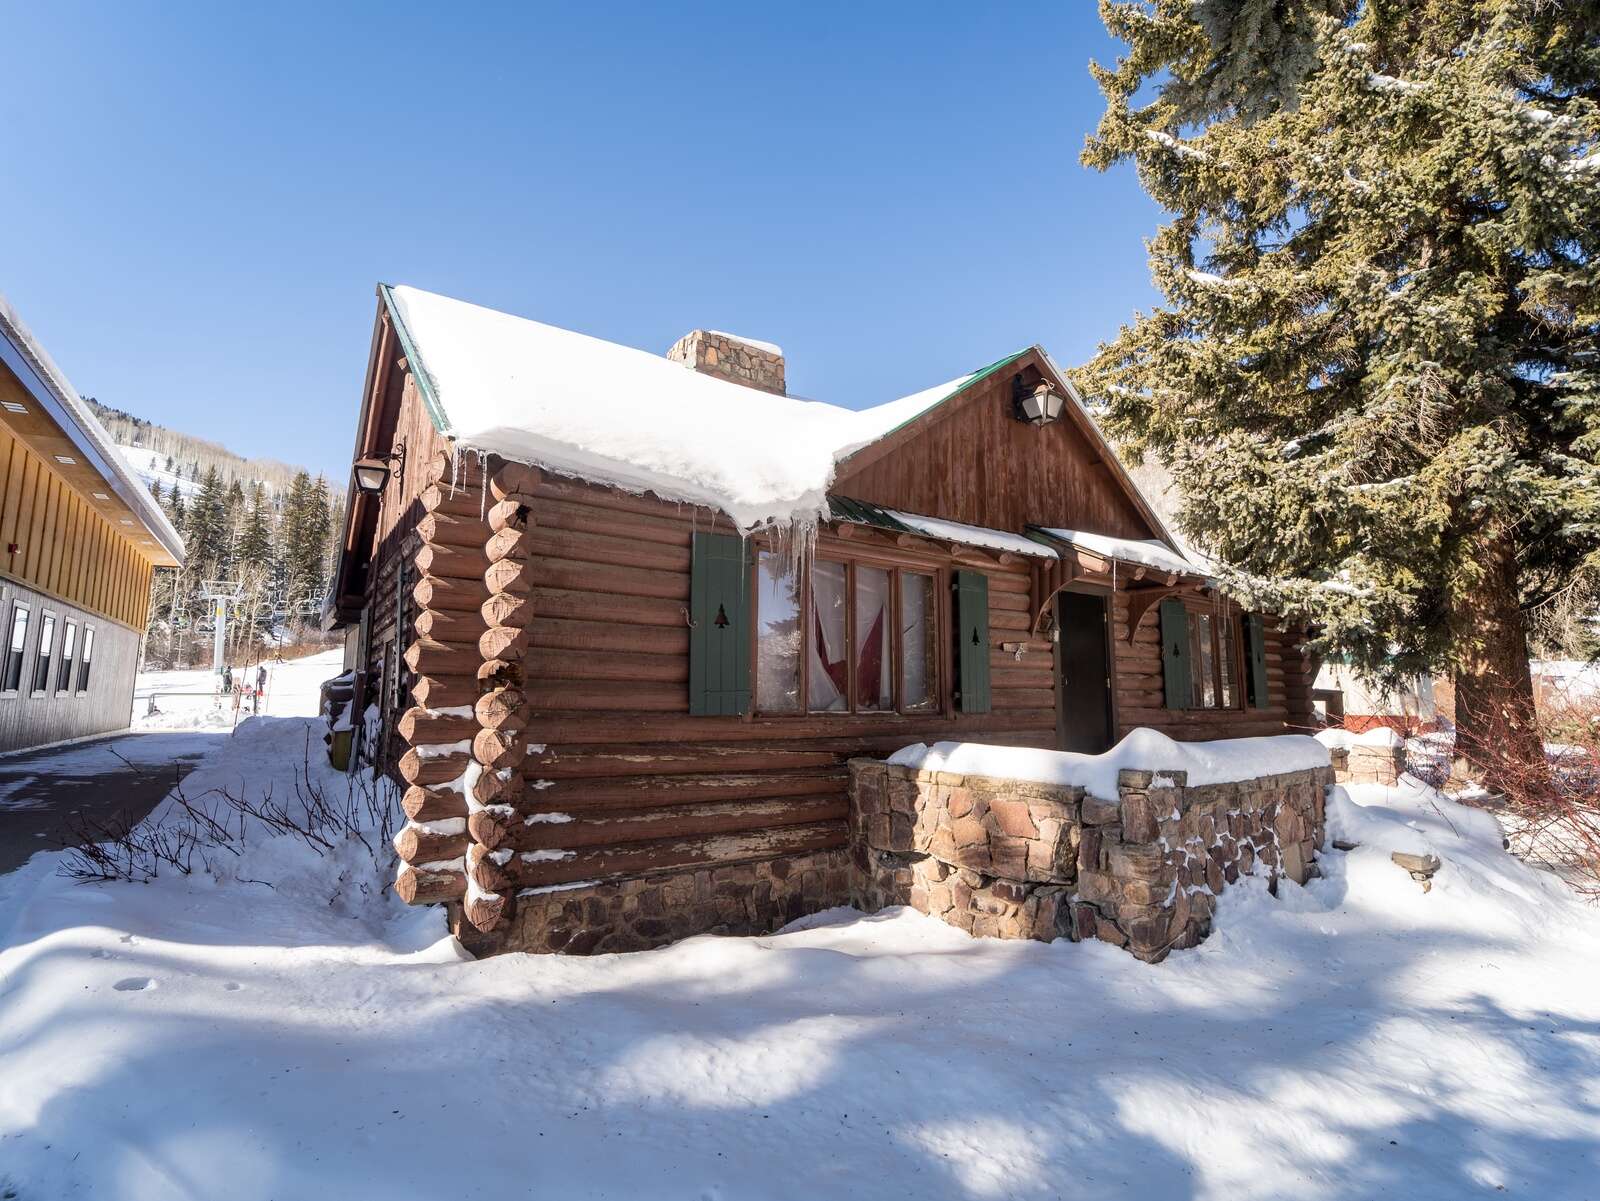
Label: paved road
xmin=0 ymin=731 xmax=223 ymax=874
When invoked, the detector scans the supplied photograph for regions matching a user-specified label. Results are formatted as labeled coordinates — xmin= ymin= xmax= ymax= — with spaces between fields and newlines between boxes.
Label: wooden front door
xmin=1056 ymin=590 xmax=1113 ymax=754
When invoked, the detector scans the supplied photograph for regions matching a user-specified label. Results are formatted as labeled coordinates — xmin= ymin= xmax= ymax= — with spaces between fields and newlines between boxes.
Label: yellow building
xmin=0 ymin=293 xmax=183 ymax=752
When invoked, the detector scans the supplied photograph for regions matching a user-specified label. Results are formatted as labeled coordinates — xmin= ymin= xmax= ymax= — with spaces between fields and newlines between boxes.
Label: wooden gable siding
xmin=0 ymin=418 xmax=153 ymax=631
xmin=832 ymin=358 xmax=1156 ymax=543
xmin=447 ymin=468 xmax=1058 ymax=895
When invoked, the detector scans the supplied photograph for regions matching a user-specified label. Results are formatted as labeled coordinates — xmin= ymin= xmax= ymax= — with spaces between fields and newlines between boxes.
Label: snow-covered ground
xmin=116 ymin=444 xmax=205 ymax=501
xmin=131 ymin=649 xmax=342 ymax=731
xmin=2 ymin=664 xmax=1599 ymax=1198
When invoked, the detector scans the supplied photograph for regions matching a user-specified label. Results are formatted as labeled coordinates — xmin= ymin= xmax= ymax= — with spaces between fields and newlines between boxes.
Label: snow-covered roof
xmin=385 ymin=284 xmax=1016 ymax=533
xmin=883 ymin=509 xmax=1058 ymax=560
xmin=1035 ymin=527 xmax=1200 ymax=577
xmin=0 ymin=293 xmax=184 ymax=563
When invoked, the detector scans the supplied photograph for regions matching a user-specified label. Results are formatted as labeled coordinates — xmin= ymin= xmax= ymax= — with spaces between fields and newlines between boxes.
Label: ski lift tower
xmin=200 ymin=579 xmax=243 ymax=674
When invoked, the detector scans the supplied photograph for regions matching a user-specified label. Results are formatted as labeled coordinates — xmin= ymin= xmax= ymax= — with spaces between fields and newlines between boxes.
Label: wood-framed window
xmin=2 ymin=602 xmax=28 ymax=693
xmin=58 ymin=622 xmax=77 ymax=695
xmin=1159 ymin=599 xmax=1246 ymax=711
xmin=753 ymin=549 xmax=942 ymax=716
xmin=32 ymin=611 xmax=56 ymax=696
xmin=77 ymin=625 xmax=95 ymax=693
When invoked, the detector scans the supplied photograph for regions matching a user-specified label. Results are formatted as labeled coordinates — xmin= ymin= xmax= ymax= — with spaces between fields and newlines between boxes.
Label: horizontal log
xmin=414 ymin=608 xmax=485 ymax=642
xmin=514 ymin=767 xmax=847 ymax=812
xmin=489 ymin=497 xmax=529 ymax=535
xmin=394 ymin=822 xmax=470 ymax=864
xmin=525 ymin=680 xmax=687 ymax=713
xmin=475 ymin=688 xmax=527 ymax=729
xmin=481 ymin=626 xmax=530 ymax=663
xmin=532 ymin=557 xmax=689 ymax=603
xmin=474 ymin=727 xmax=527 ymax=770
xmin=402 ymin=784 xmax=469 ymax=822
xmin=532 ymin=496 xmax=694 ymax=548
xmin=395 ymin=861 xmax=466 ymax=904
xmin=417 ymin=511 xmax=489 ymax=549
xmin=990 ymin=687 xmax=1055 ymax=710
xmin=527 ymin=617 xmax=690 ymax=658
xmin=525 ymin=648 xmax=688 ymax=685
xmin=486 ymin=526 xmax=530 ymax=565
xmin=529 ymin=744 xmax=845 ymax=779
xmin=417 ymin=542 xmax=490 ymax=582
xmin=421 ymin=483 xmax=486 ymax=520
xmin=503 ymin=796 xmax=848 ymax=853
xmin=411 ymin=675 xmax=480 ymax=710
xmin=989 ymin=590 xmax=1029 ymax=614
xmin=485 ymin=559 xmax=533 ymax=596
xmin=481 ymin=591 xmax=532 ymax=629
xmin=503 ymin=821 xmax=847 ymax=889
xmin=526 ymin=527 xmax=690 ymax=574
xmin=488 ymin=459 xmax=542 ymax=499
xmin=515 ymin=473 xmax=736 ymax=529
xmin=397 ymin=706 xmax=478 ymax=744
xmin=399 ymin=747 xmax=472 ymax=786
xmin=464 ymin=890 xmax=507 ymax=933
xmin=529 ymin=586 xmax=687 ymax=628
xmin=415 ymin=575 xmax=490 ymax=613
xmin=404 ymin=636 xmax=480 ymax=677
xmin=523 ymin=710 xmax=1060 ymax=747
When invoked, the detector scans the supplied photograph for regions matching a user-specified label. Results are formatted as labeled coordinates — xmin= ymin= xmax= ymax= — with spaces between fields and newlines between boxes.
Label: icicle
xmin=475 ymin=448 xmax=490 ymax=520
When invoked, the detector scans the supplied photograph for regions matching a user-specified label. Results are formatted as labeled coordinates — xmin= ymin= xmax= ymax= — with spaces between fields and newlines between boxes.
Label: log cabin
xmin=0 ymin=293 xmax=184 ymax=753
xmin=326 ymin=284 xmax=1316 ymax=955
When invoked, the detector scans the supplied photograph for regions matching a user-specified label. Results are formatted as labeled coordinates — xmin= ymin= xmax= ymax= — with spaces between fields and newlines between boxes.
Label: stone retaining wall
xmin=1327 ymin=743 xmax=1406 ymax=786
xmin=453 ymin=848 xmax=848 ymax=957
xmin=849 ymin=757 xmax=1332 ymax=962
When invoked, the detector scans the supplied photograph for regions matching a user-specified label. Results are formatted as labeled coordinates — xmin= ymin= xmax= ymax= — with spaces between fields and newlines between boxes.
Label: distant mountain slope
xmin=88 ymin=398 xmax=327 ymax=497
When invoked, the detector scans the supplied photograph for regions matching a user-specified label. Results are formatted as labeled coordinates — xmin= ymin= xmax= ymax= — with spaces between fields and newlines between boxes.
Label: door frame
xmin=1053 ymin=582 xmax=1119 ymax=753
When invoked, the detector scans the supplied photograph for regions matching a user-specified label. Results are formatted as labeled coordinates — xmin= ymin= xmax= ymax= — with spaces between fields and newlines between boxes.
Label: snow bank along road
xmin=1 ymin=660 xmax=1599 ymax=1197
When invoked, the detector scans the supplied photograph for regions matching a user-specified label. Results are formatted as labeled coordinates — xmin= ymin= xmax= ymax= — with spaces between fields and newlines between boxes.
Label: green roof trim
xmin=378 ymin=282 xmax=451 ymax=434
xmin=826 ymin=494 xmax=915 ymax=533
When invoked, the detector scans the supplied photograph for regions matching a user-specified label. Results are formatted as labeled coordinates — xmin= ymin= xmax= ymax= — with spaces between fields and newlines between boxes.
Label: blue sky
xmin=0 ymin=2 xmax=1163 ymax=480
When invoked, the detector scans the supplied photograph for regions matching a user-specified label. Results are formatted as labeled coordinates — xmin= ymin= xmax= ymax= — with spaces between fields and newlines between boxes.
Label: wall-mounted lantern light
xmin=353 ymin=442 xmax=405 ymax=496
xmin=1012 ymin=375 xmax=1066 ymax=428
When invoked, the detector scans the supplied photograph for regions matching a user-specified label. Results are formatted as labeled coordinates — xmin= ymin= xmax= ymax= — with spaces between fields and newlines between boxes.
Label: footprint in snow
xmin=89 ymin=949 xmax=114 ymax=959
xmin=223 ymin=982 xmax=243 ymax=991
xmin=113 ymin=977 xmax=157 ymax=992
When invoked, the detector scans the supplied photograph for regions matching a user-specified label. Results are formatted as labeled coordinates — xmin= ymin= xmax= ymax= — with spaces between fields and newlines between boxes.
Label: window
xmin=3 ymin=604 xmax=28 ymax=692
xmin=32 ymin=613 xmax=56 ymax=694
xmin=58 ymin=623 xmax=77 ymax=694
xmin=77 ymin=626 xmax=94 ymax=692
xmin=753 ymin=553 xmax=941 ymax=715
xmin=1181 ymin=605 xmax=1241 ymax=711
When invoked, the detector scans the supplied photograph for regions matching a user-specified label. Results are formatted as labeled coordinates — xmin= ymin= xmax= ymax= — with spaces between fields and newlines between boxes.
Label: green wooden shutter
xmin=1243 ymin=613 xmax=1270 ymax=708
xmin=1159 ymin=598 xmax=1191 ymax=709
xmin=954 ymin=570 xmax=991 ymax=714
xmin=689 ymin=531 xmax=751 ymax=716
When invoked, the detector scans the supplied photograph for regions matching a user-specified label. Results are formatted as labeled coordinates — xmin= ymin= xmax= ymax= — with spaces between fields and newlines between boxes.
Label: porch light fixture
xmin=353 ymin=442 xmax=405 ymax=496
xmin=1012 ymin=375 xmax=1066 ymax=428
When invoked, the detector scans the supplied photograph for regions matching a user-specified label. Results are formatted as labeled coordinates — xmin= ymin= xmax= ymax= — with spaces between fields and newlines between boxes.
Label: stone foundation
xmin=452 ymin=848 xmax=849 ymax=957
xmin=849 ymin=756 xmax=1331 ymax=963
xmin=1327 ymin=743 xmax=1406 ymax=786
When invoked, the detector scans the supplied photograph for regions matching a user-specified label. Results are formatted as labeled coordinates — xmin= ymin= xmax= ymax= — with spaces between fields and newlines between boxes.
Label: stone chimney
xmin=667 ymin=330 xmax=786 ymax=396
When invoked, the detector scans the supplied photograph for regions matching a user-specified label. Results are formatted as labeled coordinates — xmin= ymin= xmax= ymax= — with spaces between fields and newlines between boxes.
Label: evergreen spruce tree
xmin=237 ymin=482 xmax=273 ymax=567
xmin=1079 ymin=0 xmax=1599 ymax=781
xmin=184 ymin=466 xmax=229 ymax=577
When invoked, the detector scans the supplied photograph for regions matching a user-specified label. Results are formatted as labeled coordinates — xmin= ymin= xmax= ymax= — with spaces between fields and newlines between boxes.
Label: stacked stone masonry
xmin=453 ymin=848 xmax=850 ymax=957
xmin=849 ymin=757 xmax=1331 ymax=963
xmin=667 ymin=329 xmax=787 ymax=395
xmin=1327 ymin=743 xmax=1406 ymax=786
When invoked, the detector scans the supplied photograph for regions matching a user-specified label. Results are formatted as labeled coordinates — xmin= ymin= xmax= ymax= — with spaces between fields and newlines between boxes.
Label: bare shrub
xmin=58 ymin=728 xmax=398 ymax=904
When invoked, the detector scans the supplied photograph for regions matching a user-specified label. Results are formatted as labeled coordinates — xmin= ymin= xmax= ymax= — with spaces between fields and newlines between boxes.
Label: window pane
xmin=33 ymin=614 xmax=55 ymax=693
xmin=6 ymin=606 xmax=28 ymax=692
xmin=854 ymin=565 xmax=891 ymax=711
xmin=755 ymin=550 xmax=802 ymax=713
xmin=808 ymin=560 xmax=848 ymax=712
xmin=1218 ymin=615 xmax=1237 ymax=708
xmin=1193 ymin=612 xmax=1216 ymax=708
xmin=900 ymin=572 xmax=937 ymax=710
xmin=78 ymin=627 xmax=94 ymax=691
xmin=59 ymin=624 xmax=76 ymax=692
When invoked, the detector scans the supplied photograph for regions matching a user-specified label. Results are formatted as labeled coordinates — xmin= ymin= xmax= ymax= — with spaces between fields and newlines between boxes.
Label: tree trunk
xmin=1448 ymin=526 xmax=1543 ymax=793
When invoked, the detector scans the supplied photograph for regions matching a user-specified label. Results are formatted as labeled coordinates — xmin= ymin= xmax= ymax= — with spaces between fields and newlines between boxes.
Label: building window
xmin=58 ymin=622 xmax=77 ymax=694
xmin=78 ymin=626 xmax=94 ymax=692
xmin=32 ymin=612 xmax=56 ymax=694
xmin=1186 ymin=606 xmax=1240 ymax=711
xmin=3 ymin=604 xmax=28 ymax=692
xmin=754 ymin=552 xmax=941 ymax=715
